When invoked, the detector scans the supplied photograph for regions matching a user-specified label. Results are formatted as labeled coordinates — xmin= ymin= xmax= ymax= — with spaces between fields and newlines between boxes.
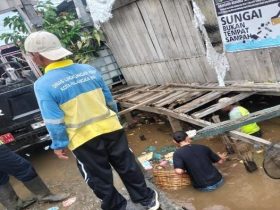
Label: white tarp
xmin=193 ymin=1 xmax=230 ymax=87
xmin=86 ymin=0 xmax=116 ymax=29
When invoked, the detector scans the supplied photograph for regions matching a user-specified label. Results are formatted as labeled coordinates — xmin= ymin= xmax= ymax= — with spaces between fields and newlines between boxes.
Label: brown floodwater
xmin=127 ymin=119 xmax=280 ymax=210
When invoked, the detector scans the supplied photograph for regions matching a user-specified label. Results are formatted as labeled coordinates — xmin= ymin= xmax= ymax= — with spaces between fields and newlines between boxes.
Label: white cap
xmin=24 ymin=31 xmax=72 ymax=61
xmin=218 ymin=97 xmax=232 ymax=104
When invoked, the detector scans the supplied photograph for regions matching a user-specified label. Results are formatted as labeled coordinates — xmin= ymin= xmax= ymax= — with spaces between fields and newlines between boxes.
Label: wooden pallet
xmin=113 ymin=82 xmax=280 ymax=147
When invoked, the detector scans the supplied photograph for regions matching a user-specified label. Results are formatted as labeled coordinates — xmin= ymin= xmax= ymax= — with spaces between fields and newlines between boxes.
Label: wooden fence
xmin=102 ymin=0 xmax=280 ymax=85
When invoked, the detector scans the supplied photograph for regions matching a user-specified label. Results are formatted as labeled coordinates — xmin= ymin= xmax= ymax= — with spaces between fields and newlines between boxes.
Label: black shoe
xmin=142 ymin=190 xmax=160 ymax=210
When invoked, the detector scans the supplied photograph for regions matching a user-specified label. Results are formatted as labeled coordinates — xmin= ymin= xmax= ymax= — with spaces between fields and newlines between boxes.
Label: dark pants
xmin=73 ymin=129 xmax=154 ymax=210
xmin=251 ymin=130 xmax=262 ymax=138
xmin=0 ymin=145 xmax=37 ymax=185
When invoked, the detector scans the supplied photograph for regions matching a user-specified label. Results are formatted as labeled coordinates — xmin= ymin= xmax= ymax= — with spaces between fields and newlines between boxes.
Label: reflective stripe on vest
xmin=238 ymin=106 xmax=260 ymax=135
xmin=66 ymin=108 xmax=111 ymax=129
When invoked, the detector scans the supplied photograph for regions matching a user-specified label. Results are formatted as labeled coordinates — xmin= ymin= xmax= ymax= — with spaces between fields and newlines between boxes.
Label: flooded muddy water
xmin=126 ymin=119 xmax=280 ymax=210
xmin=3 ymin=117 xmax=280 ymax=210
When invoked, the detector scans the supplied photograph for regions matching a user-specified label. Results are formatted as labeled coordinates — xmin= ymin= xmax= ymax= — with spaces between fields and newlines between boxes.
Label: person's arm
xmin=95 ymin=68 xmax=118 ymax=113
xmin=206 ymin=146 xmax=226 ymax=164
xmin=173 ymin=152 xmax=186 ymax=174
xmin=217 ymin=152 xmax=227 ymax=164
xmin=229 ymin=108 xmax=243 ymax=131
xmin=34 ymin=84 xmax=69 ymax=159
xmin=174 ymin=168 xmax=185 ymax=174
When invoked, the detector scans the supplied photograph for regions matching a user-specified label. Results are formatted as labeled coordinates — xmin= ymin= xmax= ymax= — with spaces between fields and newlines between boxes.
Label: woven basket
xmin=153 ymin=167 xmax=190 ymax=190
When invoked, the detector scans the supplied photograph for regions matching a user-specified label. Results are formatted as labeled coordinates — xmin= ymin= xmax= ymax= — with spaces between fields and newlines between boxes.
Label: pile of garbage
xmin=137 ymin=145 xmax=176 ymax=170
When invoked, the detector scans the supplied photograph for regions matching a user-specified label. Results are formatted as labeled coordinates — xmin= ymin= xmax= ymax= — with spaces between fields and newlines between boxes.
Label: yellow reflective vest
xmin=229 ymin=106 xmax=260 ymax=135
xmin=34 ymin=60 xmax=122 ymax=150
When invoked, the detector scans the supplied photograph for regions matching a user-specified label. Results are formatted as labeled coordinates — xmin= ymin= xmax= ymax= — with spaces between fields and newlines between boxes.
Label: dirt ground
xmin=3 ymin=117 xmax=280 ymax=210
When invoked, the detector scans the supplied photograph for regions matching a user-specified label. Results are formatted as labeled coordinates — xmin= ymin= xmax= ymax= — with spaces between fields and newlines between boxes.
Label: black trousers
xmin=251 ymin=129 xmax=262 ymax=138
xmin=0 ymin=145 xmax=37 ymax=185
xmin=73 ymin=129 xmax=154 ymax=210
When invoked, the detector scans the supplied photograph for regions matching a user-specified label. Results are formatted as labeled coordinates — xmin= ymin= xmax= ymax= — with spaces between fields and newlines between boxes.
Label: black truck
xmin=0 ymin=60 xmax=50 ymax=151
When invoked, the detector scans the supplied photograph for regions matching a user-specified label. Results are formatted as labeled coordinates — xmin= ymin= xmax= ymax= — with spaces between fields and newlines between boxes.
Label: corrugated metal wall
xmin=102 ymin=0 xmax=280 ymax=85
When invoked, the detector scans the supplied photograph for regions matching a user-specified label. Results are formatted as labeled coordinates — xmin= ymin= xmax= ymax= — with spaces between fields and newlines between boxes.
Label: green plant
xmin=0 ymin=0 xmax=104 ymax=63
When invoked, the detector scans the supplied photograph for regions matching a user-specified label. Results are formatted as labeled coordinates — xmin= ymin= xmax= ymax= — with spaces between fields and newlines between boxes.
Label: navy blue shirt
xmin=173 ymin=144 xmax=222 ymax=189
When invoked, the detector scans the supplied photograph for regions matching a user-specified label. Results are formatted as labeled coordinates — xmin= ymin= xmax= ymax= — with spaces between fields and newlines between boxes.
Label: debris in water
xmin=47 ymin=207 xmax=59 ymax=210
xmin=62 ymin=197 xmax=77 ymax=207
xmin=231 ymin=163 xmax=238 ymax=168
xmin=139 ymin=134 xmax=146 ymax=141
xmin=256 ymin=149 xmax=264 ymax=154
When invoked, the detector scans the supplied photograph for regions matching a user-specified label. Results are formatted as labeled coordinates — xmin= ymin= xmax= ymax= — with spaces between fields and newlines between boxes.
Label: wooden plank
xmin=126 ymin=4 xmax=159 ymax=62
xmin=198 ymin=56 xmax=217 ymax=82
xmin=169 ymin=83 xmax=280 ymax=92
xmin=127 ymin=85 xmax=159 ymax=102
xmin=177 ymin=59 xmax=195 ymax=83
xmin=112 ymin=0 xmax=138 ymax=10
xmin=102 ymin=22 xmax=128 ymax=66
xmin=124 ymin=112 xmax=134 ymax=124
xmin=193 ymin=104 xmax=280 ymax=141
xmin=269 ymin=47 xmax=280 ymax=81
xmin=107 ymin=13 xmax=138 ymax=65
xmin=174 ymin=91 xmax=229 ymax=113
xmin=168 ymin=60 xmax=187 ymax=83
xmin=140 ymin=65 xmax=157 ymax=85
xmin=170 ymin=91 xmax=205 ymax=108
xmin=168 ymin=116 xmax=183 ymax=132
xmin=136 ymin=0 xmax=165 ymax=60
xmin=116 ymin=85 xmax=148 ymax=101
xmin=112 ymin=85 xmax=143 ymax=95
xmin=118 ymin=91 xmax=174 ymax=115
xmin=160 ymin=0 xmax=190 ymax=57
xmin=168 ymin=92 xmax=194 ymax=109
xmin=226 ymin=52 xmax=246 ymax=81
xmin=120 ymin=101 xmax=272 ymax=146
xmin=254 ymin=49 xmax=276 ymax=82
xmin=192 ymin=93 xmax=254 ymax=119
xmin=154 ymin=91 xmax=186 ymax=107
xmin=128 ymin=92 xmax=156 ymax=103
xmin=159 ymin=62 xmax=174 ymax=83
xmin=179 ymin=0 xmax=205 ymax=55
xmin=144 ymin=0 xmax=178 ymax=58
xmin=117 ymin=7 xmax=143 ymax=62
xmin=188 ymin=58 xmax=207 ymax=83
xmin=212 ymin=115 xmax=235 ymax=151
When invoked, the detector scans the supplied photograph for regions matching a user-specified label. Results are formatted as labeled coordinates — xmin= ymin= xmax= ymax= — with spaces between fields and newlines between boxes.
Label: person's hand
xmin=54 ymin=149 xmax=69 ymax=160
xmin=218 ymin=152 xmax=228 ymax=161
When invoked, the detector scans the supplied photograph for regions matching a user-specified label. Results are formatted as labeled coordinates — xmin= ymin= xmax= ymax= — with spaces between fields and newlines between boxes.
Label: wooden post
xmin=212 ymin=115 xmax=235 ymax=154
xmin=124 ymin=112 xmax=134 ymax=125
xmin=73 ymin=0 xmax=93 ymax=26
xmin=20 ymin=0 xmax=43 ymax=30
xmin=168 ymin=116 xmax=183 ymax=132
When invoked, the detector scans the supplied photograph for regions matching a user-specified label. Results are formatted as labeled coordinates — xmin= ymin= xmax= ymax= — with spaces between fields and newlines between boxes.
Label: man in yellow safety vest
xmin=219 ymin=97 xmax=262 ymax=138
